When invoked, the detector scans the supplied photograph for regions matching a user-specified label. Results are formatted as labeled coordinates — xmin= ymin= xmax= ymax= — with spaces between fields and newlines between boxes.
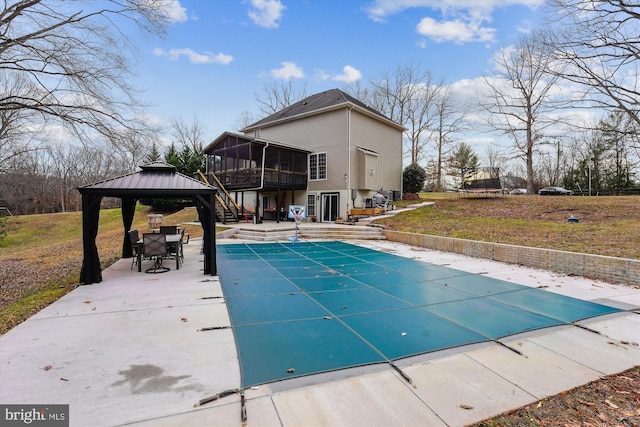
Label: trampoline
xmin=217 ymin=241 xmax=621 ymax=388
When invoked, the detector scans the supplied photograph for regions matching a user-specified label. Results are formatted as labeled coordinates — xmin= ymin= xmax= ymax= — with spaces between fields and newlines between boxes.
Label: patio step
xmin=299 ymin=226 xmax=386 ymax=240
xmin=230 ymin=225 xmax=386 ymax=242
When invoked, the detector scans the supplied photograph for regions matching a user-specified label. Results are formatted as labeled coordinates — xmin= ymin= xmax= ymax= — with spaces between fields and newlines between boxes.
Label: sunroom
xmin=203 ymin=132 xmax=310 ymax=222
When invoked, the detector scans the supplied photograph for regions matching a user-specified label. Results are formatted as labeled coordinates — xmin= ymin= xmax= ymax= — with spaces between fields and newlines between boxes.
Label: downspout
xmin=347 ymin=106 xmax=352 ymax=220
xmin=242 ymin=141 xmax=269 ymax=191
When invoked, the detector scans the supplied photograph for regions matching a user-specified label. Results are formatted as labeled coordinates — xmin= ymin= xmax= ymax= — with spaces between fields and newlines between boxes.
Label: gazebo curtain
xmin=195 ymin=194 xmax=217 ymax=276
xmin=79 ymin=194 xmax=103 ymax=284
xmin=121 ymin=197 xmax=137 ymax=258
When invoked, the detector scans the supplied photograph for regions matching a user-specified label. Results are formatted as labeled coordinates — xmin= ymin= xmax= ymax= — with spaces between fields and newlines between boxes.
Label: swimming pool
xmin=217 ymin=241 xmax=621 ymax=388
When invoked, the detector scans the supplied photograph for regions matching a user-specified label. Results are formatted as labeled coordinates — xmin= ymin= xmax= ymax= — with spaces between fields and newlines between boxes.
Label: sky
xmin=131 ymin=0 xmax=549 ymax=151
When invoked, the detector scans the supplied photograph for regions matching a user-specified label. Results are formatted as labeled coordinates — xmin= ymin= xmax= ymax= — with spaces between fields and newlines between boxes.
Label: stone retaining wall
xmin=383 ymin=230 xmax=640 ymax=286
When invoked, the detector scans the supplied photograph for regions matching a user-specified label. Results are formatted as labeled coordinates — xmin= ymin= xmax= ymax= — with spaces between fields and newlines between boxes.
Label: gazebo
xmin=77 ymin=162 xmax=218 ymax=285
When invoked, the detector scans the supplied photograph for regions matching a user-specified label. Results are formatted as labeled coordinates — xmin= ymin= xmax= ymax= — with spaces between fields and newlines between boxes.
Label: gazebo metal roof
xmin=77 ymin=162 xmax=218 ymax=285
xmin=78 ymin=162 xmax=215 ymax=197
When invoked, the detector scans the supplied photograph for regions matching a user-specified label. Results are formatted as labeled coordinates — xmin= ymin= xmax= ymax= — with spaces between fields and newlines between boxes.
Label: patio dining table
xmin=136 ymin=234 xmax=182 ymax=272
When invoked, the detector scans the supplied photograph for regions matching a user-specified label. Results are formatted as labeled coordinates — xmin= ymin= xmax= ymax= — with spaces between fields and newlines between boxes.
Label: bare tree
xmin=485 ymin=144 xmax=509 ymax=180
xmin=544 ymin=0 xmax=640 ymax=128
xmin=0 ymin=0 xmax=172 ymax=147
xmin=76 ymin=144 xmax=121 ymax=186
xmin=165 ymin=117 xmax=207 ymax=175
xmin=0 ymin=72 xmax=46 ymax=172
xmin=365 ymin=62 xmax=443 ymax=164
xmin=234 ymin=110 xmax=260 ymax=131
xmin=170 ymin=117 xmax=207 ymax=150
xmin=48 ymin=142 xmax=85 ymax=212
xmin=255 ymin=80 xmax=307 ymax=116
xmin=108 ymin=123 xmax=161 ymax=173
xmin=343 ymin=80 xmax=372 ymax=106
xmin=433 ymin=86 xmax=467 ymax=191
xmin=481 ymin=32 xmax=564 ymax=194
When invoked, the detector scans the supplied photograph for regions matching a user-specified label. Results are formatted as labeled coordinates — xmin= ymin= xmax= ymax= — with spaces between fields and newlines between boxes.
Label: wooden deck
xmin=350 ymin=207 xmax=385 ymax=216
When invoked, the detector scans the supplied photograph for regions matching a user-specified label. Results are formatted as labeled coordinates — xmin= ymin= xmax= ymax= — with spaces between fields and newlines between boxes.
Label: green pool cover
xmin=217 ymin=241 xmax=620 ymax=388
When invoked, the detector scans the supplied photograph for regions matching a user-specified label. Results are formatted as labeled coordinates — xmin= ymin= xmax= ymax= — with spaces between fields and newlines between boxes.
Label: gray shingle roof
xmin=242 ymin=88 xmax=401 ymax=130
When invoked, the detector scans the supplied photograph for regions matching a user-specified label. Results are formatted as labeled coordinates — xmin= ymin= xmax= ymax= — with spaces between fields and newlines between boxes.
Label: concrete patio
xmin=1 ymin=236 xmax=638 ymax=426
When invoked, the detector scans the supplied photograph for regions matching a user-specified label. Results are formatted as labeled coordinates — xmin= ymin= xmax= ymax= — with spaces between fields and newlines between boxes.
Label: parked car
xmin=509 ymin=188 xmax=527 ymax=195
xmin=538 ymin=186 xmax=573 ymax=195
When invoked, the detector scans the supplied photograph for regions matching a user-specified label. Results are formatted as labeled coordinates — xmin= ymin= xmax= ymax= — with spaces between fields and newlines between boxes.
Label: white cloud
xmin=364 ymin=0 xmax=545 ymax=22
xmin=365 ymin=0 xmax=543 ymax=44
xmin=416 ymin=17 xmax=495 ymax=43
xmin=332 ymin=65 xmax=362 ymax=83
xmin=144 ymin=0 xmax=188 ymax=23
xmin=248 ymin=0 xmax=286 ymax=29
xmin=153 ymin=48 xmax=233 ymax=65
xmin=315 ymin=66 xmax=362 ymax=83
xmin=517 ymin=19 xmax=534 ymax=34
xmin=270 ymin=61 xmax=304 ymax=79
xmin=314 ymin=70 xmax=331 ymax=81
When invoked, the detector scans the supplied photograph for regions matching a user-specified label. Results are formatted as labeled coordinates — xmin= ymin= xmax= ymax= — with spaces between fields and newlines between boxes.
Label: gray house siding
xmin=244 ymin=109 xmax=349 ymax=204
xmin=237 ymin=89 xmax=404 ymax=221
xmin=349 ymin=110 xmax=403 ymax=207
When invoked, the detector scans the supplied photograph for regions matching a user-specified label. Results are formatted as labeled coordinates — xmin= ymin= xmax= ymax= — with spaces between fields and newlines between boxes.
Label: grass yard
xmin=380 ymin=193 xmax=640 ymax=259
xmin=0 ymin=206 xmax=204 ymax=334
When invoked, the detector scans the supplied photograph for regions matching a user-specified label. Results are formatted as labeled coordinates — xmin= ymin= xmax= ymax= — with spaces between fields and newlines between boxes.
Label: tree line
xmin=1 ymin=1 xmax=639 ymax=216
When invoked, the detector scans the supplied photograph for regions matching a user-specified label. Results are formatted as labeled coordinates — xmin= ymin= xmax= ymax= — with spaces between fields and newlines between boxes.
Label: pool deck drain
xmin=0 ymin=239 xmax=638 ymax=427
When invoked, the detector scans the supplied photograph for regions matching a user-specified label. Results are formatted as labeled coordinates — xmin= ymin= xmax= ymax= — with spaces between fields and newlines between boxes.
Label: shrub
xmin=403 ymin=163 xmax=427 ymax=193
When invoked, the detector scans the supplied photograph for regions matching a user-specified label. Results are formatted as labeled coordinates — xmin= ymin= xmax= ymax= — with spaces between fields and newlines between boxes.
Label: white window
xmin=306 ymin=194 xmax=316 ymax=217
xmin=309 ymin=152 xmax=327 ymax=180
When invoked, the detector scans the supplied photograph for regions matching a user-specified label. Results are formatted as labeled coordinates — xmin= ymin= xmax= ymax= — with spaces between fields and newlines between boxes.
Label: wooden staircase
xmin=197 ymin=171 xmax=240 ymax=223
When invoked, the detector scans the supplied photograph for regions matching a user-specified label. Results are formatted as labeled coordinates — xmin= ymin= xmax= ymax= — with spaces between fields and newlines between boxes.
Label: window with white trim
xmin=309 ymin=152 xmax=327 ymax=180
xmin=306 ymin=194 xmax=316 ymax=217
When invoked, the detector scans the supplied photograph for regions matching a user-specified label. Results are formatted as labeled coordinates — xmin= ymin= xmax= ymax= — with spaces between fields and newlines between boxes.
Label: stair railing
xmin=197 ymin=171 xmax=239 ymax=223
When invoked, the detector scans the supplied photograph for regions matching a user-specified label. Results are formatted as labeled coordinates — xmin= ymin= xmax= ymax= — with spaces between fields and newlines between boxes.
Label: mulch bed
xmin=472 ymin=366 xmax=640 ymax=426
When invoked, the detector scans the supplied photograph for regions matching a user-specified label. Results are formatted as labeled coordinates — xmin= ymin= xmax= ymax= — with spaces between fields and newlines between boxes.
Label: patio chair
xmin=177 ymin=228 xmax=188 ymax=265
xmin=143 ymin=233 xmax=170 ymax=273
xmin=128 ymin=229 xmax=143 ymax=270
xmin=181 ymin=226 xmax=190 ymax=244
xmin=159 ymin=225 xmax=178 ymax=235
xmin=160 ymin=225 xmax=181 ymax=261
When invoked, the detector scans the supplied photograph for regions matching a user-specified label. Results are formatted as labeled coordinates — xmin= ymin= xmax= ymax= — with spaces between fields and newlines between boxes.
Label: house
xmin=203 ymin=89 xmax=404 ymax=223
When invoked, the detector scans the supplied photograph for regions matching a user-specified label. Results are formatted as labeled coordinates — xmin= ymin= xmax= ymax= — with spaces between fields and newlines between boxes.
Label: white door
xmin=321 ymin=193 xmax=339 ymax=222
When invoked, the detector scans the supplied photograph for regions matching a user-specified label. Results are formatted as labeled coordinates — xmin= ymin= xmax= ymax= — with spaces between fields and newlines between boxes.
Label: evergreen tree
xmin=164 ymin=143 xmax=180 ymax=168
xmin=146 ymin=142 xmax=162 ymax=163
xmin=403 ymin=163 xmax=427 ymax=193
xmin=447 ymin=143 xmax=479 ymax=188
